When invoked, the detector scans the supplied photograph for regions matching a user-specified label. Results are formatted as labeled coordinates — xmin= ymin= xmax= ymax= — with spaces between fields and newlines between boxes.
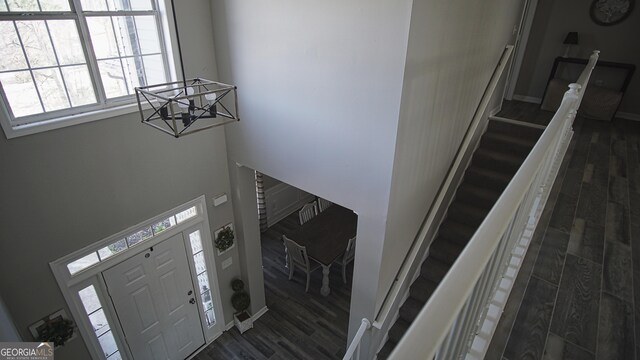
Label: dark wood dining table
xmin=284 ymin=205 xmax=357 ymax=296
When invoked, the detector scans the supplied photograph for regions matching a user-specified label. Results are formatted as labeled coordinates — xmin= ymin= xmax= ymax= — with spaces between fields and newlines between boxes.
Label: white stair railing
xmin=343 ymin=319 xmax=372 ymax=360
xmin=389 ymin=50 xmax=599 ymax=360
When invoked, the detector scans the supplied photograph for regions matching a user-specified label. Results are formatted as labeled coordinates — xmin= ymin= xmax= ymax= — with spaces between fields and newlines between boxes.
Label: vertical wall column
xmin=229 ymin=164 xmax=266 ymax=316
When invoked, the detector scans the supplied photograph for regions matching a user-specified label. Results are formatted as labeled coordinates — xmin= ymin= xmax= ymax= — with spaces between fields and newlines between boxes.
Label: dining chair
xmin=282 ymin=235 xmax=321 ymax=292
xmin=298 ymin=201 xmax=318 ymax=225
xmin=317 ymin=197 xmax=333 ymax=212
xmin=335 ymin=236 xmax=356 ymax=284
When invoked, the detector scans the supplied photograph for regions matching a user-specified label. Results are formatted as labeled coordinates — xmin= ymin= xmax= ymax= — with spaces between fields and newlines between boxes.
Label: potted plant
xmin=215 ymin=224 xmax=235 ymax=254
xmin=231 ymin=279 xmax=252 ymax=333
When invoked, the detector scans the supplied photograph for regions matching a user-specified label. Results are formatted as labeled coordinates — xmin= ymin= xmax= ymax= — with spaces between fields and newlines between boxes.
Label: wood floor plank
xmin=567 ymin=218 xmax=605 ymax=264
xmin=543 ymin=332 xmax=594 ymax=360
xmin=575 ymin=183 xmax=608 ymax=227
xmin=597 ymin=293 xmax=635 ymax=360
xmin=503 ymin=276 xmax=557 ymax=360
xmin=533 ymin=228 xmax=570 ymax=285
xmin=548 ymin=192 xmax=579 ymax=233
xmin=603 ymin=241 xmax=633 ymax=302
xmin=605 ymin=201 xmax=631 ymax=245
xmin=550 ymin=254 xmax=601 ymax=353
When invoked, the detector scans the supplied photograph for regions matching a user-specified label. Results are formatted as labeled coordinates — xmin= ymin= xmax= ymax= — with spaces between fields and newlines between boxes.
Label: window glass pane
xmin=68 ymin=252 xmax=100 ymax=275
xmin=143 ymin=54 xmax=165 ymax=86
xmin=97 ymin=330 xmax=118 ymax=358
xmin=193 ymin=252 xmax=206 ymax=275
xmin=197 ymin=272 xmax=209 ymax=294
xmin=6 ymin=0 xmax=39 ymax=11
xmin=0 ymin=71 xmax=43 ymax=117
xmin=126 ymin=226 xmax=153 ymax=247
xmin=189 ymin=230 xmax=202 ymax=254
xmin=112 ymin=16 xmax=138 ymax=57
xmin=201 ymin=289 xmax=213 ymax=312
xmin=78 ymin=285 xmax=101 ymax=314
xmin=204 ymin=308 xmax=215 ymax=327
xmin=80 ymin=0 xmax=107 ymax=11
xmin=98 ymin=59 xmax=128 ymax=98
xmin=0 ymin=22 xmax=28 ymax=71
xmin=33 ymin=68 xmax=70 ymax=111
xmin=152 ymin=216 xmax=176 ymax=235
xmin=106 ymin=0 xmax=151 ymax=11
xmin=88 ymin=309 xmax=110 ymax=337
xmin=176 ymin=206 xmax=197 ymax=223
xmin=135 ymin=16 xmax=160 ymax=54
xmin=48 ymin=20 xmax=85 ymax=65
xmin=87 ymin=17 xmax=119 ymax=59
xmin=107 ymin=351 xmax=122 ymax=360
xmin=61 ymin=65 xmax=96 ymax=106
xmin=122 ymin=56 xmax=143 ymax=91
xmin=0 ymin=2 xmax=7 ymax=11
xmin=16 ymin=21 xmax=57 ymax=67
xmin=97 ymin=238 xmax=127 ymax=260
xmin=39 ymin=0 xmax=70 ymax=11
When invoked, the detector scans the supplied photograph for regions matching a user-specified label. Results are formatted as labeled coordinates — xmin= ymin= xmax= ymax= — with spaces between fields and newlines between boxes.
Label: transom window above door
xmin=0 ymin=0 xmax=170 ymax=133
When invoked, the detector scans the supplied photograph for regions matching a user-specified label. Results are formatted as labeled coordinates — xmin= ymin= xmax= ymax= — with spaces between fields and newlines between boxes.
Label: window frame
xmin=0 ymin=0 xmax=175 ymax=139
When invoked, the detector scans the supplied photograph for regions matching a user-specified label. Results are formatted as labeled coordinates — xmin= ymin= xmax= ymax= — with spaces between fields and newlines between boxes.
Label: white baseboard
xmin=512 ymin=94 xmax=542 ymax=104
xmin=252 ymin=306 xmax=269 ymax=321
xmin=617 ymin=111 xmax=640 ymax=121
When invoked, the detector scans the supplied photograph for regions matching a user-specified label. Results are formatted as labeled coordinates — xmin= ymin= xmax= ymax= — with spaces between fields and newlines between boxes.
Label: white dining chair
xmin=317 ymin=197 xmax=333 ymax=212
xmin=335 ymin=236 xmax=356 ymax=284
xmin=282 ymin=235 xmax=321 ymax=292
xmin=298 ymin=201 xmax=318 ymax=225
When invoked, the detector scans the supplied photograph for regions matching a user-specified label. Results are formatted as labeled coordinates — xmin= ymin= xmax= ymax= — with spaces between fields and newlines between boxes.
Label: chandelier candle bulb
xmin=205 ymin=92 xmax=218 ymax=118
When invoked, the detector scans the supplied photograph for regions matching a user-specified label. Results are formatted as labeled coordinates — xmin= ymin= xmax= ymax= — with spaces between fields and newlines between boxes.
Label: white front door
xmin=103 ymin=234 xmax=205 ymax=360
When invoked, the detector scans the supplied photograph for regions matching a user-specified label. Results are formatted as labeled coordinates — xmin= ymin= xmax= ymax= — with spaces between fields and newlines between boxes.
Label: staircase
xmin=377 ymin=119 xmax=543 ymax=359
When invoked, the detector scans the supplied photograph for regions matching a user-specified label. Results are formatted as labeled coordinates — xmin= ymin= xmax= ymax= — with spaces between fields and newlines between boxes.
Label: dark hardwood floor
xmin=194 ymin=212 xmax=353 ymax=360
xmin=487 ymin=107 xmax=640 ymax=360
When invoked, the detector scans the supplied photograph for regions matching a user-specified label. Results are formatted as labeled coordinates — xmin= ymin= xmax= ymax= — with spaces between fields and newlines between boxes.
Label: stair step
xmin=473 ymin=147 xmax=525 ymax=174
xmin=429 ymin=237 xmax=465 ymax=265
xmin=480 ymin=131 xmax=537 ymax=156
xmin=456 ymin=182 xmax=502 ymax=209
xmin=388 ymin=318 xmax=411 ymax=344
xmin=486 ymin=120 xmax=544 ymax=142
xmin=438 ymin=219 xmax=477 ymax=246
xmin=409 ymin=276 xmax=439 ymax=303
xmin=421 ymin=257 xmax=451 ymax=284
xmin=447 ymin=202 xmax=488 ymax=227
xmin=377 ymin=340 xmax=396 ymax=360
xmin=399 ymin=297 xmax=425 ymax=323
xmin=465 ymin=166 xmax=512 ymax=191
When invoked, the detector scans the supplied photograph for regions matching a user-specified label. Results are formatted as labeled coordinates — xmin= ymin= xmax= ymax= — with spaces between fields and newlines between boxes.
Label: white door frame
xmin=505 ymin=0 xmax=540 ymax=100
xmin=50 ymin=196 xmax=225 ymax=360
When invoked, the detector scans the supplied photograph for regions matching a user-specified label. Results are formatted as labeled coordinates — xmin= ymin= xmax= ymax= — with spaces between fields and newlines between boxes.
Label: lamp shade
xmin=563 ymin=32 xmax=579 ymax=45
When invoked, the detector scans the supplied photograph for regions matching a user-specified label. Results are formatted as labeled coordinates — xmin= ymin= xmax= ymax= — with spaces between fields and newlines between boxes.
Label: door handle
xmin=187 ymin=290 xmax=193 ymax=295
xmin=189 ymin=298 xmax=196 ymax=304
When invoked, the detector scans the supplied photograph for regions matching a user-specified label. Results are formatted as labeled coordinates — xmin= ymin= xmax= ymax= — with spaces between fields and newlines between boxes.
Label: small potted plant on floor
xmin=231 ymin=279 xmax=252 ymax=333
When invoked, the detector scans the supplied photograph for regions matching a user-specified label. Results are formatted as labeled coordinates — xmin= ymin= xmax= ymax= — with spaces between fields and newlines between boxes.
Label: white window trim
xmin=50 ymin=195 xmax=226 ymax=360
xmin=0 ymin=0 xmax=181 ymax=140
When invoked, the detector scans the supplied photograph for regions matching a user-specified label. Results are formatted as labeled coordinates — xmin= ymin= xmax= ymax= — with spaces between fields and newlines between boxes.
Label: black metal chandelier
xmin=135 ymin=0 xmax=239 ymax=138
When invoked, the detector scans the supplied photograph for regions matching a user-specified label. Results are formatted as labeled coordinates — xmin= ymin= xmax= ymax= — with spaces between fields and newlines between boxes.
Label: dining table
xmin=284 ymin=205 xmax=357 ymax=296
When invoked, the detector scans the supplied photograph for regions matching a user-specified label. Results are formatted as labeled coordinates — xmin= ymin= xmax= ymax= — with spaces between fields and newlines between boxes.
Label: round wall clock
xmin=590 ymin=0 xmax=635 ymax=25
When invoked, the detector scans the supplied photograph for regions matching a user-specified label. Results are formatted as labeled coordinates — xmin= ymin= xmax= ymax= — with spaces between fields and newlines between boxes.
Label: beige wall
xmin=380 ymin=0 xmax=525 ymax=315
xmin=515 ymin=0 xmax=640 ymax=115
xmin=0 ymin=1 xmax=241 ymax=358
